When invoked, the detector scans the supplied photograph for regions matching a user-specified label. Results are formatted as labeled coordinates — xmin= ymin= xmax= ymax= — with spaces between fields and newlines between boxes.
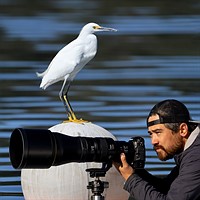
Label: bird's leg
xmin=63 ymin=92 xmax=77 ymax=121
xmin=59 ymin=79 xmax=76 ymax=120
xmin=59 ymin=79 xmax=88 ymax=123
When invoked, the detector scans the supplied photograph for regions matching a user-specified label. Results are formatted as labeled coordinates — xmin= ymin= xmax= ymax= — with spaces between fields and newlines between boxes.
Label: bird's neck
xmin=78 ymin=30 xmax=93 ymax=39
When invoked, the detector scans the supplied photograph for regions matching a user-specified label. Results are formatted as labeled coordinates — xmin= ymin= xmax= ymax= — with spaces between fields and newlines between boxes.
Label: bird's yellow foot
xmin=63 ymin=117 xmax=88 ymax=123
xmin=63 ymin=112 xmax=89 ymax=124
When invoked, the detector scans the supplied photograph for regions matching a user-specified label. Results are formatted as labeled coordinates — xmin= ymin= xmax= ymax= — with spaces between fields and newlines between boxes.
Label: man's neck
xmin=184 ymin=125 xmax=200 ymax=151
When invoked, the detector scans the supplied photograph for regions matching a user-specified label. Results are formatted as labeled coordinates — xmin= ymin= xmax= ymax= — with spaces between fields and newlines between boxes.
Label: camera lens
xmin=9 ymin=128 xmax=145 ymax=169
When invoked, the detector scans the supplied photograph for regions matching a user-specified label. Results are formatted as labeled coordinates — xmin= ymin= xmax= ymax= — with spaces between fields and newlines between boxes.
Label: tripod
xmin=86 ymin=163 xmax=111 ymax=200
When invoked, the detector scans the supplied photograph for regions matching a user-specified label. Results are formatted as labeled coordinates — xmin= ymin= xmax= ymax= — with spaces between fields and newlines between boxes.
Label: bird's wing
xmin=39 ymin=40 xmax=86 ymax=88
xmin=49 ymin=41 xmax=85 ymax=76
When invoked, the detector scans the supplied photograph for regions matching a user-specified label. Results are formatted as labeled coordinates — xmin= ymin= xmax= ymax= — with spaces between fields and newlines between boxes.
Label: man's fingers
xmin=119 ymin=153 xmax=134 ymax=180
xmin=120 ymin=153 xmax=128 ymax=167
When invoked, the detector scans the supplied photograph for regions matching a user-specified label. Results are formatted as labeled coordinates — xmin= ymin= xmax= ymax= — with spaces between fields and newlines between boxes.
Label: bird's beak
xmin=98 ymin=26 xmax=117 ymax=32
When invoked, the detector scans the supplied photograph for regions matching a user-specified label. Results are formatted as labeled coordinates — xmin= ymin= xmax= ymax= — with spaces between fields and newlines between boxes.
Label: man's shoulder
xmin=175 ymin=132 xmax=200 ymax=166
xmin=181 ymin=135 xmax=200 ymax=167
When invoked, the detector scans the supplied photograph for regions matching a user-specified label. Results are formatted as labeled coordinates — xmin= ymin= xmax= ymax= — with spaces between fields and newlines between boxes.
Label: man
xmin=115 ymin=99 xmax=200 ymax=200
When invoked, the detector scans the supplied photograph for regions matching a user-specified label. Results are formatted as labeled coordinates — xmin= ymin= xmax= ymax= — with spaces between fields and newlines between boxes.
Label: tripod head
xmin=86 ymin=163 xmax=111 ymax=200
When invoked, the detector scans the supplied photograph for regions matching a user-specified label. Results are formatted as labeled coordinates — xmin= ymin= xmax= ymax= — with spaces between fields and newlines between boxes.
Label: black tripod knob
xmin=87 ymin=177 xmax=109 ymax=200
xmin=86 ymin=167 xmax=110 ymax=200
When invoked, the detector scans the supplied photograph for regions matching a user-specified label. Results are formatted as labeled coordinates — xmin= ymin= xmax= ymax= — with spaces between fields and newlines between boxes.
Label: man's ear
xmin=179 ymin=123 xmax=189 ymax=138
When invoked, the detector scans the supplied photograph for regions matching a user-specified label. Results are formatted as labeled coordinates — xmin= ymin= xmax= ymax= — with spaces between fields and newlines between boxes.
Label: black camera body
xmin=9 ymin=128 xmax=145 ymax=169
xmin=122 ymin=137 xmax=145 ymax=169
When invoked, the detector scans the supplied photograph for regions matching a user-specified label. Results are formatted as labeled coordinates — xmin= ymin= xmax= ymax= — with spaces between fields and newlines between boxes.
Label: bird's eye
xmin=93 ymin=26 xmax=98 ymax=29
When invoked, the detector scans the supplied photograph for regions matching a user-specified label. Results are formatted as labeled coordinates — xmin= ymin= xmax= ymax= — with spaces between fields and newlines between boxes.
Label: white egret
xmin=37 ymin=22 xmax=117 ymax=122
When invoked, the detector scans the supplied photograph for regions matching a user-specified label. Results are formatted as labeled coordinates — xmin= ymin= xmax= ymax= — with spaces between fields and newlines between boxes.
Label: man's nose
xmin=151 ymin=134 xmax=159 ymax=145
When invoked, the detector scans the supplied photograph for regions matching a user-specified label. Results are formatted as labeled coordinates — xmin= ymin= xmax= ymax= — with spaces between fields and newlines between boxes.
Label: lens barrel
xmin=9 ymin=128 xmax=57 ymax=169
xmin=9 ymin=128 xmax=115 ymax=169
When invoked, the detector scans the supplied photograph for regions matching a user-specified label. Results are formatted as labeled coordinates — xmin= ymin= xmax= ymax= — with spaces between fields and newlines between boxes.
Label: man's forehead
xmin=148 ymin=123 xmax=164 ymax=132
xmin=147 ymin=117 xmax=164 ymax=130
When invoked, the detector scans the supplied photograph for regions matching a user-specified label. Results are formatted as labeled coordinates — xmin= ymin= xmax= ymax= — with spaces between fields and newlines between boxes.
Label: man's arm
xmin=116 ymin=152 xmax=200 ymax=200
xmin=115 ymin=154 xmax=178 ymax=199
xmin=115 ymin=153 xmax=178 ymax=190
xmin=134 ymin=166 xmax=179 ymax=194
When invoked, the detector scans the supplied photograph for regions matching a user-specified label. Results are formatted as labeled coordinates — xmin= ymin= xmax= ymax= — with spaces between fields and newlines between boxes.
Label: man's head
xmin=147 ymin=99 xmax=198 ymax=161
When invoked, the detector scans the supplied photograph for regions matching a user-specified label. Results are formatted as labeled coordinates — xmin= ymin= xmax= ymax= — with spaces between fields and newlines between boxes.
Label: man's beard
xmin=154 ymin=139 xmax=184 ymax=161
xmin=154 ymin=145 xmax=174 ymax=161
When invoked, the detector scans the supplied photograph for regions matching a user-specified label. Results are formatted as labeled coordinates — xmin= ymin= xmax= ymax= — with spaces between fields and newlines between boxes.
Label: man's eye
xmin=155 ymin=131 xmax=161 ymax=135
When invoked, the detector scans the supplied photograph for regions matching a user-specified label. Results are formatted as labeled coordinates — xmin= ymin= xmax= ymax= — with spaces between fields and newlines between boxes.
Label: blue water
xmin=0 ymin=0 xmax=200 ymax=199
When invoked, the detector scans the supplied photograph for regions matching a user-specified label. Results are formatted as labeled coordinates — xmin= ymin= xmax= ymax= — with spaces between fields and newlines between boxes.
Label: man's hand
xmin=114 ymin=153 xmax=135 ymax=180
